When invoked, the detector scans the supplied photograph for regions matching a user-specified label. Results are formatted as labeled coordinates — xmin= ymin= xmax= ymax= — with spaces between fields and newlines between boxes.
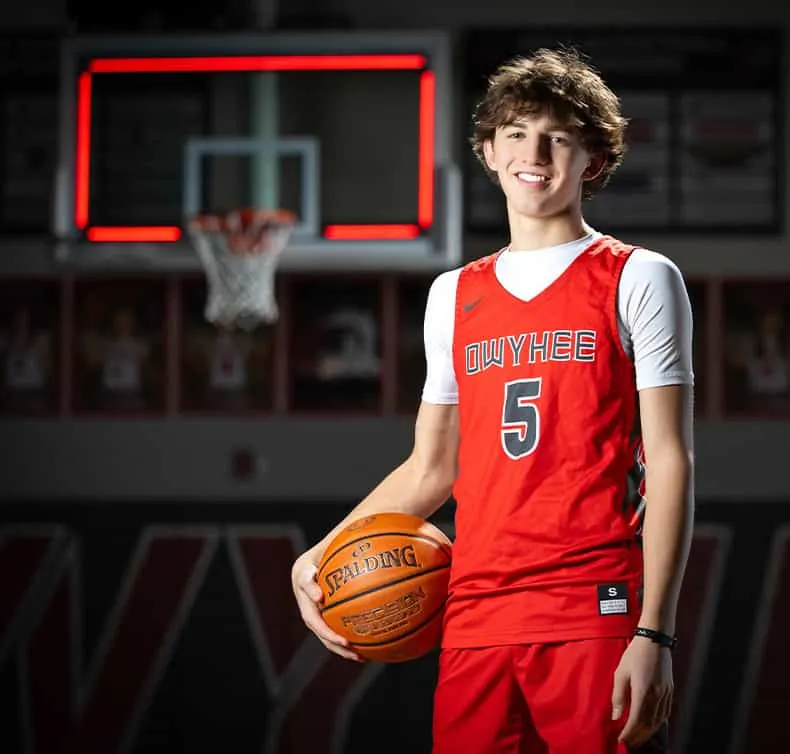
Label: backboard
xmin=53 ymin=32 xmax=461 ymax=272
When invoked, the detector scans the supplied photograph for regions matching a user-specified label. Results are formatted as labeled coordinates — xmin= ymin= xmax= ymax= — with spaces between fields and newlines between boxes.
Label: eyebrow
xmin=506 ymin=120 xmax=575 ymax=132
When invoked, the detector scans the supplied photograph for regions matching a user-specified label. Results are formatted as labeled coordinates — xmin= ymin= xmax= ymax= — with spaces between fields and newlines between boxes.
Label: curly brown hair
xmin=470 ymin=47 xmax=628 ymax=198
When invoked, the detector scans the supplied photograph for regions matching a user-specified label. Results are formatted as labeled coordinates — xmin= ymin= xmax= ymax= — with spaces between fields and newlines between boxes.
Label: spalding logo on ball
xmin=318 ymin=512 xmax=452 ymax=663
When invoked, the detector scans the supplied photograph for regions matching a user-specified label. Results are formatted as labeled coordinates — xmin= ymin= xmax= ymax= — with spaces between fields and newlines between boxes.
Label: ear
xmin=482 ymin=139 xmax=498 ymax=173
xmin=582 ymin=153 xmax=606 ymax=183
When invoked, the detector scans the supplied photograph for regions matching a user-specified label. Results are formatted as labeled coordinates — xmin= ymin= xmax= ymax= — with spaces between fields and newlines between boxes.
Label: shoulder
xmin=617 ymin=247 xmax=693 ymax=345
xmin=424 ymin=268 xmax=462 ymax=335
xmin=462 ymin=251 xmax=499 ymax=274
xmin=426 ymin=250 xmax=497 ymax=298
xmin=427 ymin=250 xmax=504 ymax=307
xmin=623 ymin=246 xmax=683 ymax=273
xmin=427 ymin=267 xmax=462 ymax=309
xmin=589 ymin=235 xmax=681 ymax=272
xmin=620 ymin=247 xmax=688 ymax=297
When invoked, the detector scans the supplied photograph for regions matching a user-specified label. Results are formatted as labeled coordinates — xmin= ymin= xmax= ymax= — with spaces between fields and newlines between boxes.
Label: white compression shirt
xmin=422 ymin=231 xmax=694 ymax=405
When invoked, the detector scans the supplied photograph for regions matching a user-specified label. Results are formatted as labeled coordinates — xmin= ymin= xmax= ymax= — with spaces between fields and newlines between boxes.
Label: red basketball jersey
xmin=442 ymin=236 xmax=645 ymax=648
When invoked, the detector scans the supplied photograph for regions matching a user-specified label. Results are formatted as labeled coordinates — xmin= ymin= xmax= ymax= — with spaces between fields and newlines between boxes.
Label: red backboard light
xmin=75 ymin=54 xmax=435 ymax=243
xmin=323 ymin=224 xmax=421 ymax=241
xmin=87 ymin=226 xmax=183 ymax=243
xmin=88 ymin=54 xmax=427 ymax=74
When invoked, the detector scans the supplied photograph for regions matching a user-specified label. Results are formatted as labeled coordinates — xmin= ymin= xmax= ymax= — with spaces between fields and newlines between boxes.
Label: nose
xmin=517 ymin=133 xmax=551 ymax=166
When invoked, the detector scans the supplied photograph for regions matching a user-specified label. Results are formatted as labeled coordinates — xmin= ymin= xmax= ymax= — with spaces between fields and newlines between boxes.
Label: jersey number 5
xmin=501 ymin=378 xmax=542 ymax=459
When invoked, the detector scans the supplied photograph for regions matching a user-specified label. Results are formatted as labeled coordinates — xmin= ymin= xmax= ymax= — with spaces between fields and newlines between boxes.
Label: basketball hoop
xmin=187 ymin=208 xmax=295 ymax=330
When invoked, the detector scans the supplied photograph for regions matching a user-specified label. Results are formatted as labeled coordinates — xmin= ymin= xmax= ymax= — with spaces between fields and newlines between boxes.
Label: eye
xmin=550 ymin=134 xmax=570 ymax=145
xmin=507 ymin=130 xmax=525 ymax=139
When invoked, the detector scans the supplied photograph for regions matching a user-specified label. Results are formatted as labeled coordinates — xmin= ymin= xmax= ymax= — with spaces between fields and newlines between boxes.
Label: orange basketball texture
xmin=318 ymin=512 xmax=452 ymax=663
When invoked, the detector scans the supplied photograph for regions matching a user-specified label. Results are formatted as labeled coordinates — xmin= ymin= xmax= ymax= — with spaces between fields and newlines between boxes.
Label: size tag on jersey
xmin=597 ymin=583 xmax=629 ymax=615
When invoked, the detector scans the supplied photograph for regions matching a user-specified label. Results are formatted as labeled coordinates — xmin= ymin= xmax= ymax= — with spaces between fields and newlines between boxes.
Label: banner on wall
xmin=0 ymin=34 xmax=60 ymax=234
xmin=1 ymin=501 xmax=789 ymax=754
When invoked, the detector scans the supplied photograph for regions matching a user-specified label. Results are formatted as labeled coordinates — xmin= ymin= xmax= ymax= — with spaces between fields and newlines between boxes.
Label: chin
xmin=509 ymin=192 xmax=577 ymax=220
xmin=510 ymin=201 xmax=562 ymax=220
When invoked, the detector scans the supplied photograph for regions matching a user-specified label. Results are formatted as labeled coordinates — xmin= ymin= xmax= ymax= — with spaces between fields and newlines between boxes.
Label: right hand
xmin=291 ymin=552 xmax=363 ymax=662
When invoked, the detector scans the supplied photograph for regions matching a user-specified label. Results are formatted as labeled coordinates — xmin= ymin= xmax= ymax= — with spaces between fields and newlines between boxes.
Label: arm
xmin=614 ymin=384 xmax=693 ymax=745
xmin=619 ymin=251 xmax=695 ymax=633
xmin=612 ymin=250 xmax=695 ymax=744
xmin=301 ymin=268 xmax=461 ymax=566
xmin=300 ymin=399 xmax=459 ymax=569
xmin=292 ymin=268 xmax=462 ymax=659
xmin=637 ymin=383 xmax=695 ymax=635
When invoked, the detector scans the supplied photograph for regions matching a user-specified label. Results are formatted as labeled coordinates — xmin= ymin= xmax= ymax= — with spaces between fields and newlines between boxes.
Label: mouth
xmin=514 ymin=172 xmax=550 ymax=186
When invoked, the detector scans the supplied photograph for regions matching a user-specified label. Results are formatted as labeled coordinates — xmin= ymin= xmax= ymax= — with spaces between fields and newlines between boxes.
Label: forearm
xmin=638 ymin=448 xmax=694 ymax=635
xmin=302 ymin=402 xmax=458 ymax=567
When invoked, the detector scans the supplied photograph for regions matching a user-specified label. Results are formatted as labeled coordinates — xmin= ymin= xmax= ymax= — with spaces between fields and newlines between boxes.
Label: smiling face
xmin=471 ymin=50 xmax=629 ymax=217
xmin=482 ymin=110 xmax=604 ymax=222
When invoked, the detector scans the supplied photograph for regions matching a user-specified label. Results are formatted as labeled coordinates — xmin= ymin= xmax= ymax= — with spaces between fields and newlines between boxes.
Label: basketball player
xmin=188 ymin=325 xmax=252 ymax=393
xmin=730 ymin=305 xmax=790 ymax=399
xmin=292 ymin=48 xmax=694 ymax=753
xmin=1 ymin=304 xmax=51 ymax=405
xmin=83 ymin=307 xmax=151 ymax=406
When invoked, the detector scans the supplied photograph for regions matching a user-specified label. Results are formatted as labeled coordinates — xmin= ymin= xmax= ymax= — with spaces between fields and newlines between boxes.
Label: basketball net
xmin=188 ymin=209 xmax=295 ymax=330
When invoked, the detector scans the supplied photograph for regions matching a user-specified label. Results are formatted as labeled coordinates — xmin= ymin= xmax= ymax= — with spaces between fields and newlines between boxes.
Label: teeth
xmin=516 ymin=173 xmax=548 ymax=183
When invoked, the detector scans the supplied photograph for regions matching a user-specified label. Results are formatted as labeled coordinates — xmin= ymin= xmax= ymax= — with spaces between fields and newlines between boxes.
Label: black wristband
xmin=634 ymin=626 xmax=677 ymax=650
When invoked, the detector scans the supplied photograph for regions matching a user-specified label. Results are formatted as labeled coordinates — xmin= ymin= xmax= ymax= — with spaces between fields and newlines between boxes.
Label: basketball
xmin=318 ymin=512 xmax=452 ymax=663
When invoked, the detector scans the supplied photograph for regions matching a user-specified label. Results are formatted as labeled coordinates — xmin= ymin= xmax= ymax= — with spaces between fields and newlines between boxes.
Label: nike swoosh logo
xmin=463 ymin=297 xmax=483 ymax=313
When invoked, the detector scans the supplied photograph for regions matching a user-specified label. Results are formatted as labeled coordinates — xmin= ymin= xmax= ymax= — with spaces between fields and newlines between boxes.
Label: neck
xmin=507 ymin=206 xmax=591 ymax=251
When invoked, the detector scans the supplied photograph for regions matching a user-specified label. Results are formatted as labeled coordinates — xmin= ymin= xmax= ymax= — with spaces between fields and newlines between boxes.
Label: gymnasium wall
xmin=1 ymin=500 xmax=789 ymax=754
xmin=1 ymin=10 xmax=790 ymax=500
xmin=1 ymin=5 xmax=790 ymax=754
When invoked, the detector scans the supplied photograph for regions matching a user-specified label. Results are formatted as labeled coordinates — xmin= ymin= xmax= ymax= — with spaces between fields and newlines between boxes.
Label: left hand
xmin=611 ymin=636 xmax=674 ymax=747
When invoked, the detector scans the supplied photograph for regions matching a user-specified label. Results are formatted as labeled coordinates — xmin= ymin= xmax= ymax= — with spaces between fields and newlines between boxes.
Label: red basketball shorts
xmin=432 ymin=639 xmax=669 ymax=754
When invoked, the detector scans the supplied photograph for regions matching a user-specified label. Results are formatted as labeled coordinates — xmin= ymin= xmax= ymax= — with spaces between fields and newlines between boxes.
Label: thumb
xmin=611 ymin=671 xmax=629 ymax=721
xmin=301 ymin=563 xmax=323 ymax=602
xmin=304 ymin=579 xmax=323 ymax=603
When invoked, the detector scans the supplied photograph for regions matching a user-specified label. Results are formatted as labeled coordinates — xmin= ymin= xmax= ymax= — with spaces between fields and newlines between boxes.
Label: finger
xmin=300 ymin=605 xmax=351 ymax=647
xmin=296 ymin=563 xmax=321 ymax=594
xmin=306 ymin=611 xmax=364 ymax=661
xmin=622 ymin=689 xmax=661 ymax=748
xmin=611 ymin=672 xmax=629 ymax=721
xmin=625 ymin=723 xmax=654 ymax=750
xmin=620 ymin=717 xmax=653 ymax=749
xmin=317 ymin=636 xmax=365 ymax=663
xmin=293 ymin=564 xmax=363 ymax=662
xmin=295 ymin=593 xmax=351 ymax=647
xmin=304 ymin=613 xmax=363 ymax=661
xmin=618 ymin=686 xmax=646 ymax=743
xmin=307 ymin=617 xmax=350 ymax=647
xmin=300 ymin=578 xmax=324 ymax=604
